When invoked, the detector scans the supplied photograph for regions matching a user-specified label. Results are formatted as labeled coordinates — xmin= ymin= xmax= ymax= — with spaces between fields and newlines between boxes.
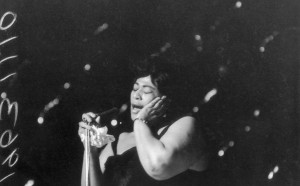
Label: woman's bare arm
xmin=134 ymin=116 xmax=207 ymax=180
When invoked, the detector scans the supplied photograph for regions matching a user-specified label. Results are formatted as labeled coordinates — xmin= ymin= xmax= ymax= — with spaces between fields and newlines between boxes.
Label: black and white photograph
xmin=0 ymin=0 xmax=299 ymax=185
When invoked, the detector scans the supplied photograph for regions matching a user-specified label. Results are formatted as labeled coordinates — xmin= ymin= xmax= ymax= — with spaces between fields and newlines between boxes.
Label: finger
xmin=154 ymin=107 xmax=167 ymax=118
xmin=79 ymin=121 xmax=92 ymax=130
xmin=153 ymin=99 xmax=163 ymax=109
xmin=82 ymin=112 xmax=97 ymax=123
xmin=78 ymin=126 xmax=85 ymax=134
xmin=153 ymin=96 xmax=168 ymax=109
xmin=156 ymin=101 xmax=169 ymax=114
xmin=87 ymin=112 xmax=97 ymax=118
xmin=82 ymin=113 xmax=92 ymax=123
xmin=78 ymin=127 xmax=86 ymax=142
xmin=80 ymin=133 xmax=85 ymax=142
xmin=95 ymin=116 xmax=100 ymax=124
xmin=147 ymin=97 xmax=161 ymax=108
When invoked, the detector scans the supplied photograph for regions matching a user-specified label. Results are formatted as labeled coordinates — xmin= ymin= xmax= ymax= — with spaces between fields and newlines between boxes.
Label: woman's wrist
xmin=134 ymin=117 xmax=148 ymax=125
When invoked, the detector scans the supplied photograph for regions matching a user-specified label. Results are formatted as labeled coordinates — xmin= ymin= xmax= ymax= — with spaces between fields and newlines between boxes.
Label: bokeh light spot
xmin=37 ymin=117 xmax=44 ymax=124
xmin=192 ymin=106 xmax=199 ymax=113
xmin=84 ymin=64 xmax=91 ymax=71
xmin=273 ymin=166 xmax=279 ymax=173
xmin=254 ymin=109 xmax=260 ymax=117
xmin=245 ymin=126 xmax=251 ymax=132
xmin=268 ymin=172 xmax=274 ymax=180
xmin=195 ymin=34 xmax=201 ymax=41
xmin=111 ymin=119 xmax=118 ymax=126
xmin=229 ymin=141 xmax=235 ymax=147
xmin=259 ymin=46 xmax=265 ymax=52
xmin=53 ymin=98 xmax=60 ymax=105
xmin=24 ymin=179 xmax=35 ymax=186
xmin=235 ymin=1 xmax=242 ymax=8
xmin=218 ymin=150 xmax=224 ymax=157
xmin=197 ymin=46 xmax=203 ymax=52
xmin=1 ymin=92 xmax=7 ymax=99
xmin=64 ymin=82 xmax=71 ymax=89
xmin=120 ymin=104 xmax=128 ymax=113
xmin=204 ymin=88 xmax=217 ymax=103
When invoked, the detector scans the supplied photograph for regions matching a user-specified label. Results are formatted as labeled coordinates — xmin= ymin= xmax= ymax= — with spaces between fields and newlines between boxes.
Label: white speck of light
xmin=192 ymin=106 xmax=199 ymax=113
xmin=254 ymin=109 xmax=260 ymax=117
xmin=64 ymin=82 xmax=71 ymax=89
xmin=160 ymin=42 xmax=171 ymax=53
xmin=268 ymin=172 xmax=274 ymax=179
xmin=165 ymin=42 xmax=171 ymax=48
xmin=273 ymin=166 xmax=279 ymax=173
xmin=1 ymin=92 xmax=7 ymax=99
xmin=24 ymin=179 xmax=35 ymax=186
xmin=235 ymin=1 xmax=242 ymax=8
xmin=84 ymin=64 xmax=91 ymax=71
xmin=229 ymin=141 xmax=235 ymax=147
xmin=53 ymin=98 xmax=60 ymax=105
xmin=94 ymin=23 xmax=109 ymax=35
xmin=37 ymin=117 xmax=44 ymax=124
xmin=218 ymin=66 xmax=227 ymax=73
xmin=245 ymin=126 xmax=251 ymax=132
xmin=204 ymin=88 xmax=217 ymax=103
xmin=218 ymin=150 xmax=224 ymax=157
xmin=48 ymin=102 xmax=54 ymax=108
xmin=111 ymin=119 xmax=118 ymax=126
xmin=210 ymin=25 xmax=216 ymax=31
xmin=259 ymin=46 xmax=265 ymax=52
xmin=44 ymin=105 xmax=50 ymax=112
xmin=197 ymin=46 xmax=203 ymax=52
xmin=195 ymin=34 xmax=201 ymax=41
xmin=120 ymin=104 xmax=128 ymax=113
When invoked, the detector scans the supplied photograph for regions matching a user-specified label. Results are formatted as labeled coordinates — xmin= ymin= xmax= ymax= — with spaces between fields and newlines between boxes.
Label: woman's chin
xmin=130 ymin=109 xmax=140 ymax=120
xmin=131 ymin=113 xmax=137 ymax=121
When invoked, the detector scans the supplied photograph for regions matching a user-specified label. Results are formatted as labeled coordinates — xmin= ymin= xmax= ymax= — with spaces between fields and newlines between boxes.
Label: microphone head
xmin=97 ymin=107 xmax=118 ymax=117
xmin=94 ymin=107 xmax=119 ymax=127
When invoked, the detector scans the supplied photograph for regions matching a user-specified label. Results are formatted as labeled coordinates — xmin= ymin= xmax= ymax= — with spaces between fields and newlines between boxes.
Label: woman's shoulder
xmin=158 ymin=114 xmax=198 ymax=137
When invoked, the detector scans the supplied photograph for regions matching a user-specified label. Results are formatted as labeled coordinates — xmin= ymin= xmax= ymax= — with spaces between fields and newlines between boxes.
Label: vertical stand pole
xmin=85 ymin=128 xmax=90 ymax=186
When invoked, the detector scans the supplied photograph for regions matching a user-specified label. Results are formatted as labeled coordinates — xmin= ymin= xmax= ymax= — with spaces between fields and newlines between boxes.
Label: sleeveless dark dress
xmin=102 ymin=122 xmax=205 ymax=186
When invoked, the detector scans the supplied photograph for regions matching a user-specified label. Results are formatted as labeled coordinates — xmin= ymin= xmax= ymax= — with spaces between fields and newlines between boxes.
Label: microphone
xmin=94 ymin=107 xmax=119 ymax=127
xmin=95 ymin=107 xmax=118 ymax=118
xmin=82 ymin=107 xmax=119 ymax=127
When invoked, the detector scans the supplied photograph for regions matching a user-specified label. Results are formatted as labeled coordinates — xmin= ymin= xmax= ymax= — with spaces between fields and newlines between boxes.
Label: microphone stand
xmin=82 ymin=109 xmax=116 ymax=186
xmin=85 ymin=127 xmax=90 ymax=186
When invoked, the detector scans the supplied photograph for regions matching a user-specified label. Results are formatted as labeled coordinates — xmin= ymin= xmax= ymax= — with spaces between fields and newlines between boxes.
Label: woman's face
xmin=130 ymin=75 xmax=162 ymax=120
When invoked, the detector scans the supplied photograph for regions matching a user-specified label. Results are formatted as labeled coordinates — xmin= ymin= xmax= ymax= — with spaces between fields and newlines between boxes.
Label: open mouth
xmin=131 ymin=104 xmax=143 ymax=114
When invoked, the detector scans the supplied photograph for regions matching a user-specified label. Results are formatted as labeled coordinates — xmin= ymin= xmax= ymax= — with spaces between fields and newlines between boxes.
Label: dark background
xmin=0 ymin=0 xmax=299 ymax=185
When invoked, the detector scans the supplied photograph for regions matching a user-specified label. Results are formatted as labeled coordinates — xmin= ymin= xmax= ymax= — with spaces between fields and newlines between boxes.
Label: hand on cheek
xmin=136 ymin=96 xmax=169 ymax=123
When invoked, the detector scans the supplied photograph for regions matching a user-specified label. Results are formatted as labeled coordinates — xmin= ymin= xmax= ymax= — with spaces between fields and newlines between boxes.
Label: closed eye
xmin=143 ymin=87 xmax=153 ymax=94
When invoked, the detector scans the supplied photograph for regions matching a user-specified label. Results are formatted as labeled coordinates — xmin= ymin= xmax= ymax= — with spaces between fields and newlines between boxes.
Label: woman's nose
xmin=133 ymin=90 xmax=142 ymax=100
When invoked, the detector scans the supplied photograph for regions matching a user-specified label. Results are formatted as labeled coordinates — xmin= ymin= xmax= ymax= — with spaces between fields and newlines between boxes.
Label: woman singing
xmin=78 ymin=56 xmax=209 ymax=186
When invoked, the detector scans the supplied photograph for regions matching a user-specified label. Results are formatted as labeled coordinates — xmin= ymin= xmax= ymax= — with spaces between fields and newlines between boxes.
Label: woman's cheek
xmin=145 ymin=94 xmax=156 ymax=105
